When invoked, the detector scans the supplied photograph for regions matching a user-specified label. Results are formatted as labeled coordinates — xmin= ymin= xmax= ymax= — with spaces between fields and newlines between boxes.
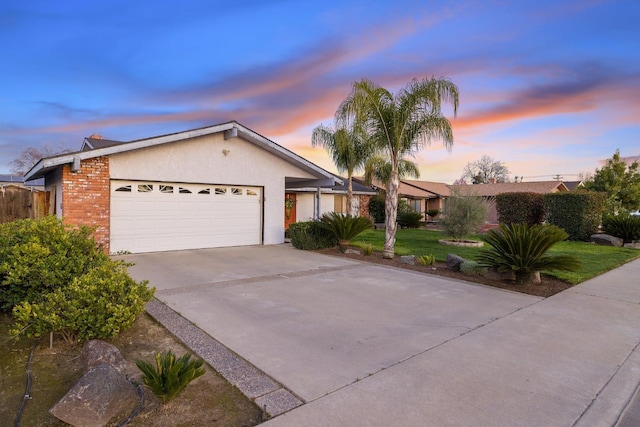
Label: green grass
xmin=353 ymin=229 xmax=639 ymax=284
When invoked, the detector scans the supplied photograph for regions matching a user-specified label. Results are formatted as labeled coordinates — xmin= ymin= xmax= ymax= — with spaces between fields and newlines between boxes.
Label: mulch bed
xmin=316 ymin=246 xmax=574 ymax=298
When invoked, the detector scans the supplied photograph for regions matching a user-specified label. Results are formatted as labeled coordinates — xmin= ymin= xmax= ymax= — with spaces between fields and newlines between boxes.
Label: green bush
xmin=439 ymin=193 xmax=489 ymax=240
xmin=417 ymin=254 xmax=435 ymax=266
xmin=369 ymin=197 xmax=385 ymax=223
xmin=460 ymin=260 xmax=483 ymax=275
xmin=496 ymin=192 xmax=545 ymax=226
xmin=398 ymin=211 xmax=423 ymax=228
xmin=544 ymin=191 xmax=605 ymax=241
xmin=288 ymin=221 xmax=339 ymax=250
xmin=0 ymin=216 xmax=110 ymax=311
xmin=476 ymin=223 xmax=581 ymax=285
xmin=426 ymin=209 xmax=439 ymax=220
xmin=602 ymin=213 xmax=640 ymax=243
xmin=320 ymin=213 xmax=372 ymax=251
xmin=136 ymin=351 xmax=206 ymax=404
xmin=361 ymin=243 xmax=374 ymax=256
xmin=11 ymin=262 xmax=155 ymax=344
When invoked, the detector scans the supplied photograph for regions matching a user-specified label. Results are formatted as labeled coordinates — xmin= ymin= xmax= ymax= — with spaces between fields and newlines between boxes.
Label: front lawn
xmin=353 ymin=229 xmax=639 ymax=284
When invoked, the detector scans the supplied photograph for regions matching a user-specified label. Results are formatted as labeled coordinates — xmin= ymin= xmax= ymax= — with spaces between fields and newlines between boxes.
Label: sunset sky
xmin=1 ymin=0 xmax=638 ymax=183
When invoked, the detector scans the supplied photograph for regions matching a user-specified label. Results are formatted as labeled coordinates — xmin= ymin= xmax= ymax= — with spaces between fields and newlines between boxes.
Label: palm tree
xmin=311 ymin=125 xmax=371 ymax=214
xmin=363 ymin=155 xmax=420 ymax=185
xmin=337 ymin=77 xmax=459 ymax=258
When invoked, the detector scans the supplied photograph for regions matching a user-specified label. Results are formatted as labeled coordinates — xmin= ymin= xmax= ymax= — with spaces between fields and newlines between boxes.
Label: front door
xmin=284 ymin=193 xmax=297 ymax=229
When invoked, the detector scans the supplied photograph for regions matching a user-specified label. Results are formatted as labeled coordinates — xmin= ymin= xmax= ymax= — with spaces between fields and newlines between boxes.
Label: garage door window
xmin=115 ymin=185 xmax=131 ymax=192
xmin=198 ymin=188 xmax=210 ymax=194
xmin=160 ymin=185 xmax=173 ymax=193
xmin=138 ymin=184 xmax=153 ymax=193
xmin=215 ymin=187 xmax=226 ymax=195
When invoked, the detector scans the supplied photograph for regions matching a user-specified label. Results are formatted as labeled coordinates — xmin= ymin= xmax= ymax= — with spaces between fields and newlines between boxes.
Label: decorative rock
xmin=400 ymin=255 xmax=416 ymax=265
xmin=590 ymin=234 xmax=623 ymax=247
xmin=344 ymin=248 xmax=362 ymax=255
xmin=82 ymin=340 xmax=126 ymax=373
xmin=50 ymin=364 xmax=138 ymax=427
xmin=446 ymin=254 xmax=466 ymax=272
xmin=624 ymin=242 xmax=640 ymax=249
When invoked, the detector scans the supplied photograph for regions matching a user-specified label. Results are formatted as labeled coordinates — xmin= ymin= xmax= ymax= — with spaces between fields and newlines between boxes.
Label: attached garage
xmin=24 ymin=121 xmax=340 ymax=254
xmin=110 ymin=180 xmax=262 ymax=253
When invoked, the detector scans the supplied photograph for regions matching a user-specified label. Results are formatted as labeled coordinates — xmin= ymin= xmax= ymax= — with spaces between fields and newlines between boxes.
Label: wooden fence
xmin=0 ymin=185 xmax=50 ymax=224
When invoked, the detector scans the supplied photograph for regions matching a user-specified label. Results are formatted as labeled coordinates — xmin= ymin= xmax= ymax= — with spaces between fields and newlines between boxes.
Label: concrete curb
xmin=145 ymin=298 xmax=303 ymax=417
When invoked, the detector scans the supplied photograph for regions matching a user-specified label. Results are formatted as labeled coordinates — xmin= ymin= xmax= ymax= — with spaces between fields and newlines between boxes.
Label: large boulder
xmin=50 ymin=364 xmax=138 ymax=427
xmin=82 ymin=340 xmax=126 ymax=373
xmin=446 ymin=254 xmax=466 ymax=272
xmin=591 ymin=234 xmax=623 ymax=247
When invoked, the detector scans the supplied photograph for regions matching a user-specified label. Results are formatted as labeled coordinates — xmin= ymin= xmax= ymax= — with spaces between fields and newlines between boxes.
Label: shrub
xmin=398 ymin=211 xmax=423 ymax=228
xmin=361 ymin=243 xmax=374 ymax=256
xmin=476 ymin=223 xmax=581 ymax=285
xmin=369 ymin=197 xmax=385 ymax=223
xmin=496 ymin=192 xmax=545 ymax=226
xmin=11 ymin=262 xmax=155 ymax=344
xmin=320 ymin=213 xmax=373 ymax=251
xmin=544 ymin=191 xmax=605 ymax=241
xmin=288 ymin=221 xmax=338 ymax=250
xmin=439 ymin=192 xmax=489 ymax=240
xmin=0 ymin=216 xmax=109 ymax=311
xmin=460 ymin=260 xmax=483 ymax=275
xmin=602 ymin=213 xmax=640 ymax=243
xmin=426 ymin=209 xmax=439 ymax=220
xmin=417 ymin=254 xmax=435 ymax=266
xmin=136 ymin=351 xmax=206 ymax=404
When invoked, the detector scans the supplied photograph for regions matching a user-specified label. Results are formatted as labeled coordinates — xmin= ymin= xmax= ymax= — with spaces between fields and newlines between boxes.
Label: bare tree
xmin=462 ymin=155 xmax=510 ymax=184
xmin=10 ymin=143 xmax=73 ymax=175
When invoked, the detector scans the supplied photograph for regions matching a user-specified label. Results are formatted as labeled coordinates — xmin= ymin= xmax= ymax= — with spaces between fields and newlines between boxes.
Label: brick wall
xmin=359 ymin=195 xmax=371 ymax=218
xmin=61 ymin=157 xmax=110 ymax=252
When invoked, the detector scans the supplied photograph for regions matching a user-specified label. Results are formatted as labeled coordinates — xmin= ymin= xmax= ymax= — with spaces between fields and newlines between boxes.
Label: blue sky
xmin=1 ymin=0 xmax=638 ymax=182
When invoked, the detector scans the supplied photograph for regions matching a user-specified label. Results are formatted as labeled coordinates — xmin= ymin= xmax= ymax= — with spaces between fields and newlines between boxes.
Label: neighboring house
xmin=0 ymin=174 xmax=45 ymax=189
xmin=562 ymin=180 xmax=583 ymax=191
xmin=285 ymin=175 xmax=377 ymax=227
xmin=401 ymin=180 xmax=452 ymax=219
xmin=24 ymin=121 xmax=340 ymax=254
xmin=449 ymin=181 xmax=569 ymax=223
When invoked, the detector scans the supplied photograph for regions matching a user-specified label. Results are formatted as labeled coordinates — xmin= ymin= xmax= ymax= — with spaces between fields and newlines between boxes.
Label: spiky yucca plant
xmin=135 ymin=351 xmax=206 ymax=403
xmin=476 ymin=223 xmax=581 ymax=285
xmin=320 ymin=212 xmax=372 ymax=252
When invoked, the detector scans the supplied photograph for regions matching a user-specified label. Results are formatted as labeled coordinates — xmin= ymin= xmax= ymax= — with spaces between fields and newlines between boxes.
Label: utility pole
xmin=553 ymin=174 xmax=563 ymax=181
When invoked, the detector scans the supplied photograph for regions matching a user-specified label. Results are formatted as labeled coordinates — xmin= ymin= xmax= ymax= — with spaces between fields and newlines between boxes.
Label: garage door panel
xmin=110 ymin=181 xmax=262 ymax=253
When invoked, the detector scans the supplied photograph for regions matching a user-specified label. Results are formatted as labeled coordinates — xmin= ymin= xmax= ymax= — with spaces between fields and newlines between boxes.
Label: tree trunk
xmin=383 ymin=163 xmax=399 ymax=259
xmin=346 ymin=175 xmax=353 ymax=215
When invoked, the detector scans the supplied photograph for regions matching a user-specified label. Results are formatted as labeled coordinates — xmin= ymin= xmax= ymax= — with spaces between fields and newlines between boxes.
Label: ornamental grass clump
xmin=136 ymin=351 xmax=206 ymax=404
xmin=320 ymin=212 xmax=372 ymax=252
xmin=476 ymin=223 xmax=581 ymax=285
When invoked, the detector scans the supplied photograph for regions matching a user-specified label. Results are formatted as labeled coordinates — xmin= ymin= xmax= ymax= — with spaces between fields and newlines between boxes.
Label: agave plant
xmin=476 ymin=223 xmax=581 ymax=285
xmin=320 ymin=212 xmax=372 ymax=252
xmin=135 ymin=351 xmax=206 ymax=403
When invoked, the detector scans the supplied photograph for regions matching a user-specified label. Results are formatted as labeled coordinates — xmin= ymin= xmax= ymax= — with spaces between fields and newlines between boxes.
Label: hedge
xmin=288 ymin=221 xmax=338 ymax=250
xmin=496 ymin=192 xmax=545 ymax=226
xmin=543 ymin=191 xmax=605 ymax=241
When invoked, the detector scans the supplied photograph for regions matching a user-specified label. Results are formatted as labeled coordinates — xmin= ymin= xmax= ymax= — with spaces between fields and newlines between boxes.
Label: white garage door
xmin=110 ymin=180 xmax=262 ymax=253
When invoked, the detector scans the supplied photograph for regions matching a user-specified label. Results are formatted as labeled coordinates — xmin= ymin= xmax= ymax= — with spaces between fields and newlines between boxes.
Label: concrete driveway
xmin=123 ymin=245 xmax=640 ymax=426
xmin=124 ymin=245 xmax=540 ymax=402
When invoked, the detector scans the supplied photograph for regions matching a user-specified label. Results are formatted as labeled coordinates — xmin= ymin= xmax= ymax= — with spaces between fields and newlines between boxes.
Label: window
xmin=160 ymin=185 xmax=174 ymax=193
xmin=137 ymin=184 xmax=153 ymax=193
xmin=246 ymin=189 xmax=257 ymax=196
xmin=178 ymin=187 xmax=192 ymax=194
xmin=115 ymin=185 xmax=131 ymax=192
xmin=334 ymin=195 xmax=346 ymax=213
xmin=198 ymin=188 xmax=211 ymax=194
xmin=214 ymin=187 xmax=227 ymax=195
xmin=231 ymin=187 xmax=242 ymax=195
